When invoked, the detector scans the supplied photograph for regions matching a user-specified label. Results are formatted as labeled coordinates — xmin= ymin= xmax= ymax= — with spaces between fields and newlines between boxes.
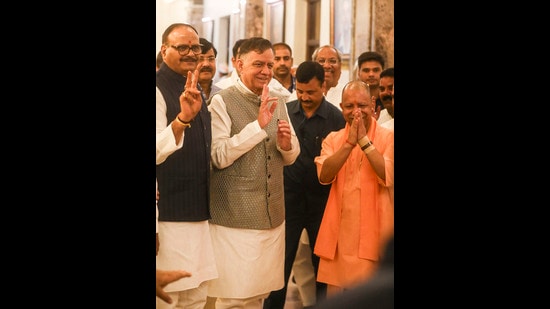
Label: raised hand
xmin=347 ymin=108 xmax=362 ymax=145
xmin=357 ymin=108 xmax=368 ymax=138
xmin=257 ymin=84 xmax=279 ymax=129
xmin=178 ymin=69 xmax=202 ymax=122
xmin=276 ymin=119 xmax=292 ymax=151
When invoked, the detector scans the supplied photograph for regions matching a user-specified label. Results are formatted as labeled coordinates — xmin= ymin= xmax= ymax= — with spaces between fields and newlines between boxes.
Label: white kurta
xmin=157 ymin=221 xmax=218 ymax=292
xmin=377 ymin=109 xmax=393 ymax=125
xmin=207 ymin=223 xmax=285 ymax=298
xmin=324 ymin=82 xmax=346 ymax=111
xmin=156 ymin=86 xmax=218 ymax=292
xmin=380 ymin=118 xmax=394 ymax=130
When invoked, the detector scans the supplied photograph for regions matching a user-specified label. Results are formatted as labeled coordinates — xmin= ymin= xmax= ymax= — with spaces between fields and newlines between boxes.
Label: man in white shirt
xmin=376 ymin=67 xmax=394 ymax=128
xmin=312 ymin=45 xmax=346 ymax=110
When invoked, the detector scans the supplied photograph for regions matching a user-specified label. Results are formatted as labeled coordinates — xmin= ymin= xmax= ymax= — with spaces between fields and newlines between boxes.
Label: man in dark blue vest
xmin=156 ymin=22 xmax=218 ymax=309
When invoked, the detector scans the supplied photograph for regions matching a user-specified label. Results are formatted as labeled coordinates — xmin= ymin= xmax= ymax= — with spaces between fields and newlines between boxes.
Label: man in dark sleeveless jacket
xmin=156 ymin=22 xmax=218 ymax=309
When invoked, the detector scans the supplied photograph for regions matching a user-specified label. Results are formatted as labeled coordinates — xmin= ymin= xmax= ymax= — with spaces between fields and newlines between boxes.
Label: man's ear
xmin=236 ymin=58 xmax=244 ymax=73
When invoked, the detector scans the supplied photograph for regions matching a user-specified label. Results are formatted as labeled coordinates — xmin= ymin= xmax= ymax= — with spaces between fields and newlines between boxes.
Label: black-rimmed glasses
xmin=170 ymin=44 xmax=203 ymax=55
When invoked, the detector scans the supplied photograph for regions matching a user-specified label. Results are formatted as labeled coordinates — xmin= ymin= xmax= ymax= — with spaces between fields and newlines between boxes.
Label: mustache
xmin=381 ymin=95 xmax=392 ymax=102
xmin=180 ymin=57 xmax=197 ymax=62
xmin=200 ymin=67 xmax=213 ymax=73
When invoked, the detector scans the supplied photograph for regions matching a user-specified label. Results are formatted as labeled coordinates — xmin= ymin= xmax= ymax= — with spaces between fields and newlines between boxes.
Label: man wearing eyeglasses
xmin=312 ymin=45 xmax=346 ymax=111
xmin=156 ymin=23 xmax=218 ymax=309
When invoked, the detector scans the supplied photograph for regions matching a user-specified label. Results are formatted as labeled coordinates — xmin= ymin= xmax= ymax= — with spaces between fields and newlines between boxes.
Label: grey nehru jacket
xmin=209 ymin=86 xmax=289 ymax=230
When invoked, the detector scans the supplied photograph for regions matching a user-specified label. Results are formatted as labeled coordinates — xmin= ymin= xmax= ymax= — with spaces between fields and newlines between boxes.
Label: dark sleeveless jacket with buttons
xmin=156 ymin=64 xmax=212 ymax=221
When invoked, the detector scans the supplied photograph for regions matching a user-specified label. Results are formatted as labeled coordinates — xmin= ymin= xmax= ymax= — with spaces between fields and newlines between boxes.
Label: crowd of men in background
xmin=156 ymin=22 xmax=394 ymax=309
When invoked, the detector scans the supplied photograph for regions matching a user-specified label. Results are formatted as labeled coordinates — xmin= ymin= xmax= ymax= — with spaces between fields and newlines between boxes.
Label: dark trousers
xmin=264 ymin=188 xmax=328 ymax=309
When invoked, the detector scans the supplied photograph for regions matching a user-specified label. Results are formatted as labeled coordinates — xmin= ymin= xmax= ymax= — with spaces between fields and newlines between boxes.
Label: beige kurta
xmin=207 ymin=223 xmax=285 ymax=298
xmin=156 ymin=221 xmax=218 ymax=292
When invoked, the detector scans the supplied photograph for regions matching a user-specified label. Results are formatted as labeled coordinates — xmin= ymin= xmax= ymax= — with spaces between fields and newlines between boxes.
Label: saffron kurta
xmin=313 ymin=119 xmax=394 ymax=288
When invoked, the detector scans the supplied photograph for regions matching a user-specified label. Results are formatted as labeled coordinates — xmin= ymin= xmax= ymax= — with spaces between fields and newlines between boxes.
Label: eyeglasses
xmin=170 ymin=44 xmax=203 ymax=55
xmin=198 ymin=56 xmax=216 ymax=63
xmin=317 ymin=58 xmax=339 ymax=65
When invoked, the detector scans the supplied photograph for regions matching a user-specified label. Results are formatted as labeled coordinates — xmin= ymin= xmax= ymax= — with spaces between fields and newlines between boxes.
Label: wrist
xmin=363 ymin=144 xmax=376 ymax=154
xmin=175 ymin=115 xmax=192 ymax=128
xmin=360 ymin=140 xmax=373 ymax=151
xmin=358 ymin=136 xmax=371 ymax=148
